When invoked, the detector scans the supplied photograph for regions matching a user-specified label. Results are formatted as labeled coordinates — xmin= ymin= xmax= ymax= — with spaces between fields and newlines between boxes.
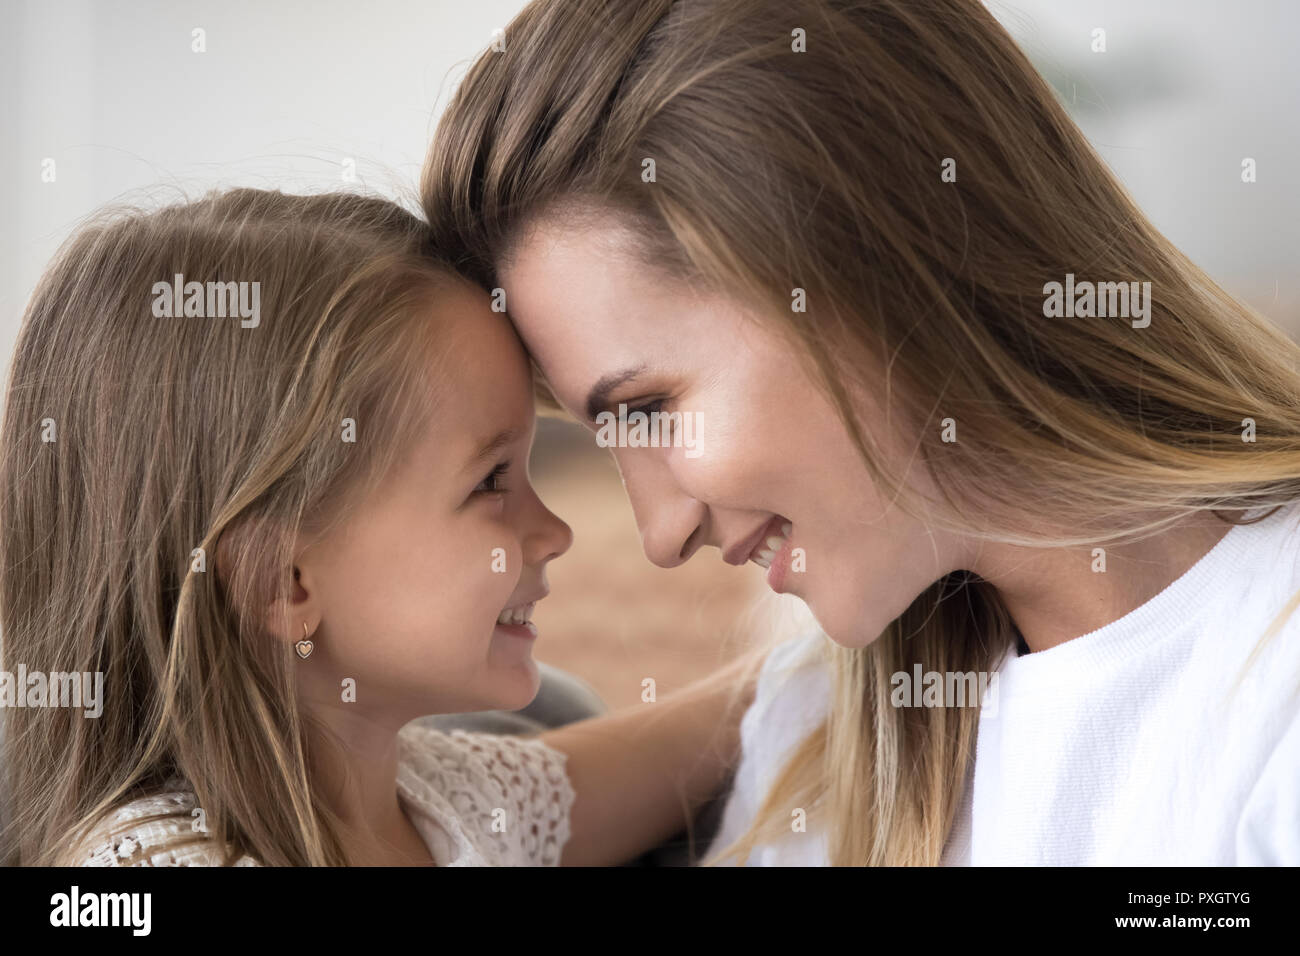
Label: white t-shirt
xmin=710 ymin=504 xmax=1300 ymax=865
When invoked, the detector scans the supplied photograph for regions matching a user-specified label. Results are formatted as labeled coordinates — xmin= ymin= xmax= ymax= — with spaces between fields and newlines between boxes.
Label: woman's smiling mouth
xmin=744 ymin=516 xmax=795 ymax=593
xmin=749 ymin=518 xmax=793 ymax=569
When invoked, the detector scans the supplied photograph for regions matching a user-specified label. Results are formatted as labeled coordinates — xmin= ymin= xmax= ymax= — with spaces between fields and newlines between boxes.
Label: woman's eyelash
xmin=625 ymin=398 xmax=666 ymax=416
xmin=473 ymin=461 xmax=511 ymax=495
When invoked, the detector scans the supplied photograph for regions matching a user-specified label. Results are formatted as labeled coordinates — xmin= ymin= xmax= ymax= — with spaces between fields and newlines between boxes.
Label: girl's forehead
xmin=422 ymin=295 xmax=536 ymax=443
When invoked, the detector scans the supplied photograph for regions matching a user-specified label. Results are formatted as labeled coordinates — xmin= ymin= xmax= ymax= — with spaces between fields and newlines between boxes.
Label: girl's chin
xmin=485 ymin=657 xmax=541 ymax=711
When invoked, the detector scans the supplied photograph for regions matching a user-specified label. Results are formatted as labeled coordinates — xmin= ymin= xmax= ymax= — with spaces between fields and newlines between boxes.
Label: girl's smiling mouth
xmin=495 ymin=593 xmax=546 ymax=640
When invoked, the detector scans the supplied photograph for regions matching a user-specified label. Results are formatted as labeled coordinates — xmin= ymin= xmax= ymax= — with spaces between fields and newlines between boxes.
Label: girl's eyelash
xmin=473 ymin=461 xmax=511 ymax=495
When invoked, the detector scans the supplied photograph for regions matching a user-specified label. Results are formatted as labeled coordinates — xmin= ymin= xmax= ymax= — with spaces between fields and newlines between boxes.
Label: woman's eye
xmin=473 ymin=461 xmax=510 ymax=495
xmin=626 ymin=398 xmax=666 ymax=417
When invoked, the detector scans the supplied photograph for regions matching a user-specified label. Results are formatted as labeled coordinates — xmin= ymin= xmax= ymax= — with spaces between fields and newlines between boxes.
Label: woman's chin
xmin=822 ymin=627 xmax=877 ymax=649
xmin=809 ymin=601 xmax=885 ymax=649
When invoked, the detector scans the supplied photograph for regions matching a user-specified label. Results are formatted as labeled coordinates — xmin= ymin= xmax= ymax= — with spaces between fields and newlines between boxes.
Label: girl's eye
xmin=473 ymin=461 xmax=511 ymax=496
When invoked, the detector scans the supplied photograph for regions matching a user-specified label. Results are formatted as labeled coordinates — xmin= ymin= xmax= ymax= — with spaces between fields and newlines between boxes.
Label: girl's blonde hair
xmin=1 ymin=188 xmax=456 ymax=865
xmin=422 ymin=0 xmax=1300 ymax=864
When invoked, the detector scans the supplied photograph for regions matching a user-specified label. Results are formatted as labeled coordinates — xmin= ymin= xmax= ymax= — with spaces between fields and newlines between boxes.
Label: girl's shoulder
xmin=78 ymin=781 xmax=259 ymax=867
xmin=396 ymin=722 xmax=575 ymax=866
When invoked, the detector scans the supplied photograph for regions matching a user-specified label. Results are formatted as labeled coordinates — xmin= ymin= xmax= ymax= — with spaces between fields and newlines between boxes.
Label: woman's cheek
xmin=679 ymin=421 xmax=787 ymax=505
xmin=673 ymin=448 xmax=739 ymax=503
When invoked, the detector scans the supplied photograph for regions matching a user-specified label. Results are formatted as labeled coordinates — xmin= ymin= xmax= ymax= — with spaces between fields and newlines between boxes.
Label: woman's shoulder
xmin=1229 ymin=505 xmax=1300 ymax=863
xmin=396 ymin=722 xmax=575 ymax=866
xmin=1236 ymin=698 xmax=1300 ymax=863
xmin=77 ymin=782 xmax=259 ymax=867
xmin=744 ymin=631 xmax=832 ymax=756
xmin=708 ymin=631 xmax=833 ymax=865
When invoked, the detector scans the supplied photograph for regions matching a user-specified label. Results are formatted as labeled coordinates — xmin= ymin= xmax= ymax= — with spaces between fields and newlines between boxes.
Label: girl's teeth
xmin=753 ymin=555 xmax=772 ymax=569
xmin=782 ymin=522 xmax=792 ymax=537
xmin=765 ymin=535 xmax=786 ymax=551
xmin=497 ymin=603 xmax=534 ymax=626
xmin=758 ymin=547 xmax=777 ymax=562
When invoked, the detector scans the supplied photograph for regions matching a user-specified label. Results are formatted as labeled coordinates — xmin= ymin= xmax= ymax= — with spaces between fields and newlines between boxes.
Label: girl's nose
xmin=527 ymin=498 xmax=573 ymax=566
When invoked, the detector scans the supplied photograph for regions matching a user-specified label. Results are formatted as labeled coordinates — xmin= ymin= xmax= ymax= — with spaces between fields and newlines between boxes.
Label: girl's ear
xmin=264 ymin=562 xmax=322 ymax=649
xmin=217 ymin=518 xmax=322 ymax=648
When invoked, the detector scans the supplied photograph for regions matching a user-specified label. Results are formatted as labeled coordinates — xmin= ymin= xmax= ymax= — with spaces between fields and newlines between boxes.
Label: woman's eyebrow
xmin=584 ymin=364 xmax=647 ymax=421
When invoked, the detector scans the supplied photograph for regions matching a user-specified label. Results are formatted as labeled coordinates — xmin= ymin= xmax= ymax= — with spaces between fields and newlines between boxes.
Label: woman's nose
xmin=618 ymin=453 xmax=705 ymax=569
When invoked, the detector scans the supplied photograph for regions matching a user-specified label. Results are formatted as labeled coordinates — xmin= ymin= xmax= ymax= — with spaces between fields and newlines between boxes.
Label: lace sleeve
xmin=79 ymin=790 xmax=260 ymax=867
xmin=399 ymin=724 xmax=576 ymax=866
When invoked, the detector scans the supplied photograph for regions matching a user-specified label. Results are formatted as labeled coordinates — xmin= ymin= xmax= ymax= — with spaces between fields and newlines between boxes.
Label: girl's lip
xmin=495 ymin=621 xmax=539 ymax=640
xmin=495 ymin=589 xmax=547 ymax=638
xmin=499 ymin=590 xmax=548 ymax=612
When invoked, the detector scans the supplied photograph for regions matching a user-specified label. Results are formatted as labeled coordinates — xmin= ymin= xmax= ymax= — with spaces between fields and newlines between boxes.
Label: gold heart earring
xmin=295 ymin=621 xmax=314 ymax=660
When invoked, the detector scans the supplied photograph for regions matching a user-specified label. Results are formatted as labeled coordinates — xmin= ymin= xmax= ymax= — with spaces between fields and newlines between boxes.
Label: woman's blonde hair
xmin=1 ymin=188 xmax=457 ymax=865
xmin=422 ymin=0 xmax=1300 ymax=864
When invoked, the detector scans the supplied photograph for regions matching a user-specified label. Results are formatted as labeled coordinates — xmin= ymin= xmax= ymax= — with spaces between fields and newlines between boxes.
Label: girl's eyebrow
xmin=462 ymin=427 xmax=519 ymax=473
xmin=585 ymin=364 xmax=647 ymax=421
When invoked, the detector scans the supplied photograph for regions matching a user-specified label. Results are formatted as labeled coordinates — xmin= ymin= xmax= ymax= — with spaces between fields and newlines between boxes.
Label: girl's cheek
xmin=470 ymin=514 xmax=524 ymax=583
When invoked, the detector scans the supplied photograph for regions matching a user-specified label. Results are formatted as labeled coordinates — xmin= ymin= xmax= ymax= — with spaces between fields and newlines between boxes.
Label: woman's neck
xmin=969 ymin=511 xmax=1234 ymax=653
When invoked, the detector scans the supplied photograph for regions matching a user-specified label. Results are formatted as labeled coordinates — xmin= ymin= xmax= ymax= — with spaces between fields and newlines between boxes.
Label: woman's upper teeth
xmin=751 ymin=521 xmax=793 ymax=567
xmin=497 ymin=602 xmax=534 ymax=625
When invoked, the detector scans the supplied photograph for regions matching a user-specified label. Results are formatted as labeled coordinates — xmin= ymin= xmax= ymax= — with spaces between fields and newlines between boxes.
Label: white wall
xmin=992 ymin=0 xmax=1299 ymax=328
xmin=3 ymin=0 xmax=1297 ymax=380
xmin=2 ymin=0 xmax=524 ymax=375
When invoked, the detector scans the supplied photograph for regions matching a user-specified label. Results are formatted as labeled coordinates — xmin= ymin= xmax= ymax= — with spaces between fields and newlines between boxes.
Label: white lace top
xmin=79 ymin=724 xmax=576 ymax=867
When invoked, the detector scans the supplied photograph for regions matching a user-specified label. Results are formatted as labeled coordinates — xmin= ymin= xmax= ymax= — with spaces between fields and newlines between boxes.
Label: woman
xmin=420 ymin=0 xmax=1300 ymax=865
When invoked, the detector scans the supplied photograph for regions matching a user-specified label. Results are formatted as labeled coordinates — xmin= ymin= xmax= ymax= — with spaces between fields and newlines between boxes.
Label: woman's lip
xmin=766 ymin=532 xmax=795 ymax=593
xmin=724 ymin=514 xmax=787 ymax=566
xmin=746 ymin=515 xmax=789 ymax=564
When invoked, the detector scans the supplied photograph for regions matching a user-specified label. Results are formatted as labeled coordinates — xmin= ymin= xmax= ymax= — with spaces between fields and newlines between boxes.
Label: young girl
xmin=0 ymin=188 xmax=759 ymax=866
